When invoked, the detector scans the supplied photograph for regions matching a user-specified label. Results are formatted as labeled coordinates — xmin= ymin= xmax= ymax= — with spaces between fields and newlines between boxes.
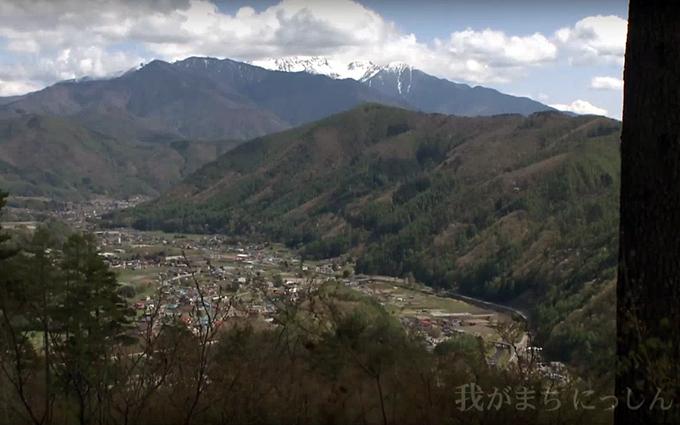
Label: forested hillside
xmin=115 ymin=104 xmax=620 ymax=378
xmin=0 ymin=114 xmax=242 ymax=199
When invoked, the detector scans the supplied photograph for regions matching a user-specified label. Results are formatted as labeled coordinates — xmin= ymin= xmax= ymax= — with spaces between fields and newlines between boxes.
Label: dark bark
xmin=616 ymin=1 xmax=680 ymax=424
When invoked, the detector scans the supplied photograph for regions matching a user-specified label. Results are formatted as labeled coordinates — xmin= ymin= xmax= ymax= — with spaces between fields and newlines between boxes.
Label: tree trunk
xmin=617 ymin=2 xmax=680 ymax=424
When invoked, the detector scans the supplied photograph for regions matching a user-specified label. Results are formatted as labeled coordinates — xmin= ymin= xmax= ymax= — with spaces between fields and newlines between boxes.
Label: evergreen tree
xmin=50 ymin=234 xmax=134 ymax=425
xmin=0 ymin=192 xmax=51 ymax=425
xmin=0 ymin=191 xmax=15 ymax=261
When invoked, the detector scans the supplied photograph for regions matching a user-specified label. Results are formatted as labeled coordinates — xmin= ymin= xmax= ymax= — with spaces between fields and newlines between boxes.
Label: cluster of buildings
xmin=92 ymin=227 xmax=340 ymax=337
xmin=399 ymin=315 xmax=470 ymax=344
xmin=49 ymin=197 xmax=148 ymax=230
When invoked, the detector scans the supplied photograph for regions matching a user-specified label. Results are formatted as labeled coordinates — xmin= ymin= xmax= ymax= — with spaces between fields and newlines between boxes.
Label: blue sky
xmin=0 ymin=0 xmax=628 ymax=118
xmin=362 ymin=0 xmax=627 ymax=35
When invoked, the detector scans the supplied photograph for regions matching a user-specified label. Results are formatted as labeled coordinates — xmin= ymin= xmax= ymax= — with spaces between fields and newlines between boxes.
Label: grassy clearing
xmin=366 ymin=281 xmax=489 ymax=315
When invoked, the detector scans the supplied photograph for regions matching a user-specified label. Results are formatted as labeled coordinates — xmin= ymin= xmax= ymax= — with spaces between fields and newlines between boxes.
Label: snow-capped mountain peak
xmin=251 ymin=56 xmax=341 ymax=78
xmin=250 ymin=56 xmax=421 ymax=96
xmin=384 ymin=62 xmax=414 ymax=94
xmin=251 ymin=56 xmax=387 ymax=82
xmin=384 ymin=61 xmax=411 ymax=72
xmin=345 ymin=61 xmax=382 ymax=81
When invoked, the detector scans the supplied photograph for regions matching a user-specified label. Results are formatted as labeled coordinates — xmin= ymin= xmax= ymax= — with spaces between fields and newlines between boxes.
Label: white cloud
xmin=550 ymin=99 xmax=608 ymax=116
xmin=420 ymin=28 xmax=558 ymax=83
xmin=139 ymin=2 xmax=557 ymax=84
xmin=591 ymin=76 xmax=623 ymax=90
xmin=446 ymin=29 xmax=556 ymax=67
xmin=0 ymin=79 xmax=41 ymax=96
xmin=0 ymin=0 xmax=152 ymax=90
xmin=0 ymin=0 xmax=567 ymax=94
xmin=555 ymin=15 xmax=627 ymax=65
xmin=125 ymin=0 xmax=401 ymax=61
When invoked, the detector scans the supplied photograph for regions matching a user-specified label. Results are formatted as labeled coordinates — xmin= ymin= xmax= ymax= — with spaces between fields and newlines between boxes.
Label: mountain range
xmin=0 ymin=57 xmax=405 ymax=142
xmin=0 ymin=56 xmax=554 ymax=144
xmin=0 ymin=55 xmax=555 ymax=199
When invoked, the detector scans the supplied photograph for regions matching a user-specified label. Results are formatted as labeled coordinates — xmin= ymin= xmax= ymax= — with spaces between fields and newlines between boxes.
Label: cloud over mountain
xmin=550 ymin=99 xmax=608 ymax=116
